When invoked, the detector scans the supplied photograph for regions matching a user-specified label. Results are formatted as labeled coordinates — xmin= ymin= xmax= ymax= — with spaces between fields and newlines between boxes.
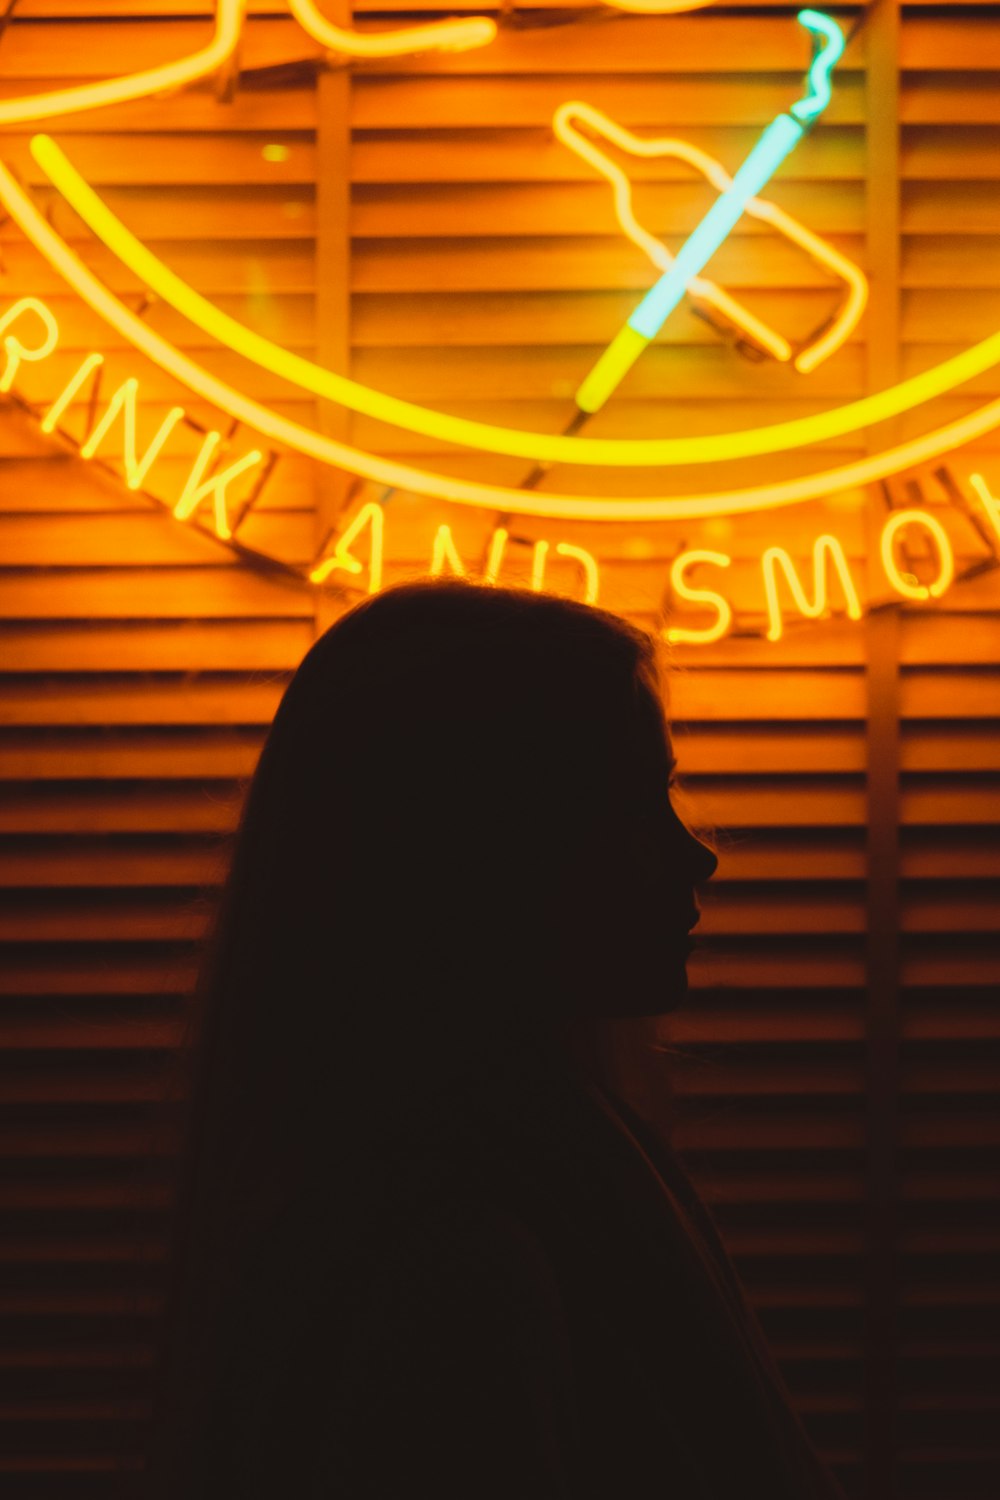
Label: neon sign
xmin=0 ymin=0 xmax=500 ymax=128
xmin=3 ymin=287 xmax=997 ymax=648
xmin=575 ymin=10 xmax=849 ymax=413
xmin=9 ymin=146 xmax=1000 ymax=525
xmin=552 ymin=100 xmax=867 ymax=374
xmin=0 ymin=3 xmax=996 ymax=646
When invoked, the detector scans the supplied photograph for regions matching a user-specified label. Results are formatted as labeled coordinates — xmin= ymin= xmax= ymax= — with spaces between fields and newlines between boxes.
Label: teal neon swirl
xmin=790 ymin=9 xmax=846 ymax=122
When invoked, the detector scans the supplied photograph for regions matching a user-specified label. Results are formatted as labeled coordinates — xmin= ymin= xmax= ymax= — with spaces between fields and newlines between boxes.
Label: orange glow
xmin=0 ymin=299 xmax=59 ymax=394
xmin=880 ymin=509 xmax=955 ymax=602
xmin=310 ymin=501 xmax=384 ymax=592
xmin=172 ymin=432 xmax=263 ymax=541
xmin=762 ymin=534 xmax=862 ymax=641
xmin=78 ymin=378 xmax=186 ymax=491
xmin=666 ymin=550 xmax=733 ymax=644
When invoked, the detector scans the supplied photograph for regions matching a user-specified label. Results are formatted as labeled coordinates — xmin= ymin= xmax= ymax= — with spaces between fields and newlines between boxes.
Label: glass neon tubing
xmin=6 ymin=161 xmax=1000 ymax=523
xmin=0 ymin=0 xmax=245 ymax=127
xmin=286 ymin=0 xmax=495 ymax=58
xmin=551 ymin=100 xmax=868 ymax=375
xmin=790 ymin=9 xmax=846 ymax=122
xmin=574 ymin=8 xmax=845 ymax=413
xmin=0 ymin=0 xmax=496 ymax=128
xmin=575 ymin=114 xmax=804 ymax=411
xmin=629 ymin=115 xmax=804 ymax=342
xmin=31 ymin=134 xmax=1000 ymax=474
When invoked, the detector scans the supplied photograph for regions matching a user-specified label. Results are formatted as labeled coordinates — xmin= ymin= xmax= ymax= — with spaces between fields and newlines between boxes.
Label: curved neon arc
xmin=32 ymin=132 xmax=1000 ymax=473
xmin=285 ymin=0 xmax=495 ymax=59
xmin=0 ymin=0 xmax=499 ymax=129
xmin=4 ymin=156 xmax=1000 ymax=523
xmin=0 ymin=0 xmax=245 ymax=127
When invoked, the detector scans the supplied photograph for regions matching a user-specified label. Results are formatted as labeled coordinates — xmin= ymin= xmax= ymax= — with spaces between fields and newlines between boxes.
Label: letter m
xmin=761 ymin=534 xmax=862 ymax=642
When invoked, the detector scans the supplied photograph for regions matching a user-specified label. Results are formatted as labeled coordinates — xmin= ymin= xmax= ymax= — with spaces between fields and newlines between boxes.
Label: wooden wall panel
xmin=0 ymin=4 xmax=997 ymax=1498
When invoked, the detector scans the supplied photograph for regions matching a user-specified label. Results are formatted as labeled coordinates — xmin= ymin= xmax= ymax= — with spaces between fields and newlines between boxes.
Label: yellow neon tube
xmin=287 ymin=0 xmax=495 ymax=59
xmin=530 ymin=540 xmax=550 ymax=593
xmin=762 ymin=534 xmax=862 ymax=641
xmin=8 ymin=163 xmax=1000 ymax=523
xmin=0 ymin=298 xmax=59 ymax=392
xmin=553 ymin=101 xmax=867 ymax=375
xmin=0 ymin=0 xmax=496 ymax=128
xmin=33 ymin=134 xmax=1000 ymax=478
xmin=554 ymin=542 xmax=600 ymax=604
xmin=173 ymin=432 xmax=263 ymax=540
xmin=0 ymin=0 xmax=245 ymax=127
xmin=666 ymin=550 xmax=732 ymax=644
xmin=880 ymin=509 xmax=955 ymax=601
xmin=430 ymin=525 xmax=467 ymax=577
xmin=310 ymin=501 xmax=384 ymax=591
xmin=40 ymin=353 xmax=103 ymax=433
xmin=79 ymin=378 xmax=186 ymax=490
xmin=483 ymin=528 xmax=509 ymax=586
xmin=969 ymin=473 xmax=1000 ymax=542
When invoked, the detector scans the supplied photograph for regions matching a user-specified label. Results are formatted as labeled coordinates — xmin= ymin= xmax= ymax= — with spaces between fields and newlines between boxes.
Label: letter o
xmin=880 ymin=509 xmax=955 ymax=602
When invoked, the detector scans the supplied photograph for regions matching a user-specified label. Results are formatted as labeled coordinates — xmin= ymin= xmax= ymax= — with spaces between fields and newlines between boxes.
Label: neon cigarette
xmin=575 ymin=9 xmax=845 ymax=416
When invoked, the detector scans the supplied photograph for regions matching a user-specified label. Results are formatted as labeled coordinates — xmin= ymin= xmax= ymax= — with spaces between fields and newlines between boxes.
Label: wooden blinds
xmin=0 ymin=3 xmax=997 ymax=1497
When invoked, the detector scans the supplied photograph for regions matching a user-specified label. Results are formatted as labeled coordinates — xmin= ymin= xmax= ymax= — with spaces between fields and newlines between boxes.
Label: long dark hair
xmin=144 ymin=581 xmax=843 ymax=1500
xmin=144 ymin=581 xmax=673 ymax=1494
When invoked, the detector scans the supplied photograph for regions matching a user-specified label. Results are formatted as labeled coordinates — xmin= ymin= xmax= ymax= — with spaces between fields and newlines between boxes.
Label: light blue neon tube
xmin=626 ymin=111 xmax=803 ymax=341
xmin=573 ymin=8 xmax=846 ymax=416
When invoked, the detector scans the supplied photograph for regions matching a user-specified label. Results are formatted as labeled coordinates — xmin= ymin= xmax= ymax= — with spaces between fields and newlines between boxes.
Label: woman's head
xmin=211 ymin=581 xmax=715 ymax=1056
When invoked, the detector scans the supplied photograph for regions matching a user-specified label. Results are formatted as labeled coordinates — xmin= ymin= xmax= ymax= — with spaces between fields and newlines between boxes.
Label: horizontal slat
xmin=0 ymin=622 xmax=313 ymax=670
xmin=0 ymin=840 xmax=229 ymax=887
xmin=0 ymin=679 xmax=285 ymax=727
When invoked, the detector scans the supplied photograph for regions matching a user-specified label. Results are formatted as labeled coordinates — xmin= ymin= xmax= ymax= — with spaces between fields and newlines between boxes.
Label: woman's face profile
xmin=556 ymin=685 xmax=717 ymax=1020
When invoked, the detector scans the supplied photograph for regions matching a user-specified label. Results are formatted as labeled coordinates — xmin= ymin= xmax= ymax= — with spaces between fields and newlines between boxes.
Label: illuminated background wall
xmin=0 ymin=3 xmax=997 ymax=1496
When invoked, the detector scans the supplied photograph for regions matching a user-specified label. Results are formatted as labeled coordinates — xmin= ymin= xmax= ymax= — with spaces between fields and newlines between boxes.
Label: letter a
xmin=310 ymin=501 xmax=385 ymax=593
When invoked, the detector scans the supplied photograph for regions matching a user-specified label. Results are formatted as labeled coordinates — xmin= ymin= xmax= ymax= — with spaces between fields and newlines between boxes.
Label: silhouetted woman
xmin=145 ymin=581 xmax=842 ymax=1500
